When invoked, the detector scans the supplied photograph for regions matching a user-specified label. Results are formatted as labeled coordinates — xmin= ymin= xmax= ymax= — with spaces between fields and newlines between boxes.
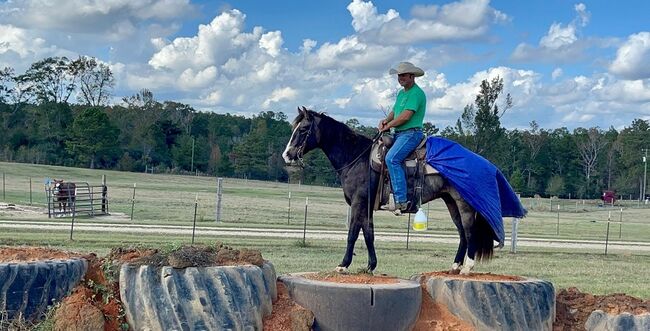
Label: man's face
xmin=397 ymin=73 xmax=415 ymax=87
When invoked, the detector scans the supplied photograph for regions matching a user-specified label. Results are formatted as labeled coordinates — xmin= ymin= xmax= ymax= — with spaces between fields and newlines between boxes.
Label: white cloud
xmin=552 ymin=68 xmax=563 ymax=80
xmin=148 ymin=9 xmax=258 ymax=71
xmin=263 ymin=87 xmax=298 ymax=109
xmin=609 ymin=32 xmax=650 ymax=80
xmin=259 ymin=31 xmax=284 ymax=57
xmin=347 ymin=0 xmax=399 ymax=32
xmin=511 ymin=3 xmax=591 ymax=62
xmin=431 ymin=67 xmax=540 ymax=116
xmin=0 ymin=0 xmax=194 ymax=35
xmin=540 ymin=23 xmax=578 ymax=49
xmin=349 ymin=0 xmax=507 ymax=44
xmin=178 ymin=66 xmax=218 ymax=90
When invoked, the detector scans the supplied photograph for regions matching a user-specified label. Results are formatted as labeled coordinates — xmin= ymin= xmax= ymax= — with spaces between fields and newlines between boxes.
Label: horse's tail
xmin=473 ymin=213 xmax=495 ymax=262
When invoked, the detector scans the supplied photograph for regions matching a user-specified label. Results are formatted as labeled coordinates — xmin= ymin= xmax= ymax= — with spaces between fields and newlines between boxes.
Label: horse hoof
xmin=335 ymin=266 xmax=349 ymax=274
xmin=449 ymin=268 xmax=461 ymax=275
xmin=459 ymin=267 xmax=472 ymax=275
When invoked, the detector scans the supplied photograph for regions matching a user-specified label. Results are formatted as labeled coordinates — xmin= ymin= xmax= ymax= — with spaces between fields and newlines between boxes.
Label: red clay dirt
xmin=263 ymin=282 xmax=314 ymax=331
xmin=0 ymin=246 xmax=82 ymax=263
xmin=421 ymin=270 xmax=525 ymax=281
xmin=553 ymin=287 xmax=650 ymax=331
xmin=304 ymin=272 xmax=399 ymax=284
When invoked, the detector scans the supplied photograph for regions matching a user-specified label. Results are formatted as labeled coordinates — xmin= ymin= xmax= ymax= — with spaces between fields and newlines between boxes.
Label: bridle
xmin=295 ymin=119 xmax=314 ymax=167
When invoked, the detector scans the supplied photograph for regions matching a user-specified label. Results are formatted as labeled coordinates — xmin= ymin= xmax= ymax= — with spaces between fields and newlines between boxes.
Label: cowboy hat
xmin=389 ymin=62 xmax=424 ymax=77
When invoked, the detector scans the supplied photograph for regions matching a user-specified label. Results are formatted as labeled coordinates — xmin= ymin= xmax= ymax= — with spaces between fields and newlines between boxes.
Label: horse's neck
xmin=319 ymin=125 xmax=371 ymax=172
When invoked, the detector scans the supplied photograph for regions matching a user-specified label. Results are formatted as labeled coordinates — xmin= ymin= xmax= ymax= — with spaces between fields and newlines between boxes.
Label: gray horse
xmin=282 ymin=107 xmax=498 ymax=274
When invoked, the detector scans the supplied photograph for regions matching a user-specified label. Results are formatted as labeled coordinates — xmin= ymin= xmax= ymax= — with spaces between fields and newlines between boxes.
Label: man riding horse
xmin=378 ymin=62 xmax=426 ymax=213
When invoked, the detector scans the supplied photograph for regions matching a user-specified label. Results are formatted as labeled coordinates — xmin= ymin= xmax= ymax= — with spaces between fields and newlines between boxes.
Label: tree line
xmin=1 ymin=57 xmax=649 ymax=199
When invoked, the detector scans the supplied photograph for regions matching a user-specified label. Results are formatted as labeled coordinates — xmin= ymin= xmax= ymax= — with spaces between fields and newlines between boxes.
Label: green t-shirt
xmin=392 ymin=83 xmax=426 ymax=131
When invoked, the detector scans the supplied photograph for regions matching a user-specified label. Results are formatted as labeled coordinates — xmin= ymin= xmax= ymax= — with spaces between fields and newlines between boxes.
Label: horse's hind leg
xmin=442 ymin=195 xmax=466 ymax=274
xmin=455 ymin=199 xmax=481 ymax=275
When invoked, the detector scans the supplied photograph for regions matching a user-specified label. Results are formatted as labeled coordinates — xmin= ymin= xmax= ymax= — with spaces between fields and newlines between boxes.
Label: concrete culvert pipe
xmin=279 ymin=273 xmax=422 ymax=331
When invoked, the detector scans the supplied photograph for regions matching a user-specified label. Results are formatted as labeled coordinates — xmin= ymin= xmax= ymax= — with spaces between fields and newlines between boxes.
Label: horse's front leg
xmin=336 ymin=218 xmax=362 ymax=273
xmin=361 ymin=213 xmax=377 ymax=273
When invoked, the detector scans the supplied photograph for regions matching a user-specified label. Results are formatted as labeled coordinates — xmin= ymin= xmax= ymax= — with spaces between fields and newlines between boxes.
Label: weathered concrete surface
xmin=0 ymin=259 xmax=87 ymax=321
xmin=120 ymin=261 xmax=276 ymax=331
xmin=415 ymin=274 xmax=555 ymax=331
xmin=279 ymin=273 xmax=421 ymax=331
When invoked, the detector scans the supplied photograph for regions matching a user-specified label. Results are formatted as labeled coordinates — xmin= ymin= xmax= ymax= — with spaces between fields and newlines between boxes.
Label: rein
xmin=296 ymin=121 xmax=382 ymax=173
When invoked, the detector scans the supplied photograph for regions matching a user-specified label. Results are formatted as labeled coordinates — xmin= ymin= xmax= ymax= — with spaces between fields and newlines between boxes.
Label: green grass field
xmin=1 ymin=161 xmax=649 ymax=298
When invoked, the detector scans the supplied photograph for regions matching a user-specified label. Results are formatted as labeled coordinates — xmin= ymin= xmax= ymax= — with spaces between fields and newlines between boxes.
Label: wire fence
xmin=1 ymin=169 xmax=649 ymax=254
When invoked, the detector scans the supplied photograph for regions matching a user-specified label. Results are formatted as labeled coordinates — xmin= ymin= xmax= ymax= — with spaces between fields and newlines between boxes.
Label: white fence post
xmin=510 ymin=217 xmax=519 ymax=254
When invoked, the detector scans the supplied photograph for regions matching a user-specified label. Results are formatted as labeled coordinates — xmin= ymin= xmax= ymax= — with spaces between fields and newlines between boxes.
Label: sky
xmin=1 ymin=0 xmax=649 ymax=130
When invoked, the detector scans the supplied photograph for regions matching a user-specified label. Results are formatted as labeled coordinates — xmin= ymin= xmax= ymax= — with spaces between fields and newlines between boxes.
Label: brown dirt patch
xmin=0 ymin=246 xmax=82 ymax=263
xmin=413 ymin=284 xmax=474 ymax=331
xmin=53 ymin=286 xmax=105 ymax=331
xmin=106 ymin=243 xmax=264 ymax=269
xmin=553 ymin=287 xmax=650 ymax=331
xmin=303 ymin=272 xmax=399 ymax=284
xmin=421 ymin=270 xmax=525 ymax=282
xmin=263 ymin=282 xmax=314 ymax=331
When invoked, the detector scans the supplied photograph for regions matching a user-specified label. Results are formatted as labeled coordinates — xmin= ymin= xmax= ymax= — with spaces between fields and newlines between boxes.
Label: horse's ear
xmin=297 ymin=106 xmax=303 ymax=114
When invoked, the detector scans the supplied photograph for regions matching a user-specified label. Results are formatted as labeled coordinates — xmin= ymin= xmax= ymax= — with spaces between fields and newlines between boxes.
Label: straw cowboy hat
xmin=389 ymin=62 xmax=424 ymax=77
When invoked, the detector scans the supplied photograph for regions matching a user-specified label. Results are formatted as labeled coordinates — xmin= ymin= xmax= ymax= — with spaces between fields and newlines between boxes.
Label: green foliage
xmin=546 ymin=175 xmax=566 ymax=197
xmin=1 ymin=57 xmax=650 ymax=196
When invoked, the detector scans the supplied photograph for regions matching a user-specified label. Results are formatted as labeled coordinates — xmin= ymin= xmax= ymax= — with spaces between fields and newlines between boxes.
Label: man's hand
xmin=378 ymin=119 xmax=389 ymax=132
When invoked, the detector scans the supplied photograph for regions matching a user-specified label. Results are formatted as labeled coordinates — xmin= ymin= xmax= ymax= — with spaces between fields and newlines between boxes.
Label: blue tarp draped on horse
xmin=425 ymin=137 xmax=527 ymax=243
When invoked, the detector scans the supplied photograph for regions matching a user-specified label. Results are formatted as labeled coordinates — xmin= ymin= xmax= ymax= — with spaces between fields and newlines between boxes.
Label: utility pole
xmin=643 ymin=148 xmax=648 ymax=201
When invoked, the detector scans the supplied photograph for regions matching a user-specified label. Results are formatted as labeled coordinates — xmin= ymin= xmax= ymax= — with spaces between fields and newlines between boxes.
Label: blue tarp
xmin=425 ymin=137 xmax=527 ymax=243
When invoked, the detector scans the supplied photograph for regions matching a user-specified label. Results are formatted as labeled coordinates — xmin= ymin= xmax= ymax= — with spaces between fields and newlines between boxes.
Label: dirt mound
xmin=263 ymin=282 xmax=314 ymax=331
xmin=107 ymin=243 xmax=264 ymax=268
xmin=303 ymin=272 xmax=399 ymax=284
xmin=0 ymin=246 xmax=82 ymax=263
xmin=421 ymin=270 xmax=525 ymax=281
xmin=554 ymin=287 xmax=650 ymax=331
xmin=52 ymin=286 xmax=105 ymax=331
xmin=413 ymin=284 xmax=474 ymax=331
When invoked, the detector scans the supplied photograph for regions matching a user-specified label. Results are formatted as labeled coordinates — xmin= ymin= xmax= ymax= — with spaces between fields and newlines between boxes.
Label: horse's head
xmin=53 ymin=179 xmax=63 ymax=189
xmin=282 ymin=106 xmax=320 ymax=166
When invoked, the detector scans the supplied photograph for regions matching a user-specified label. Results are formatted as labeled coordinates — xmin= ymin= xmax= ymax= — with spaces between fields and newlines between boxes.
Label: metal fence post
xmin=556 ymin=204 xmax=560 ymax=235
xmin=215 ymin=178 xmax=223 ymax=222
xmin=288 ymin=191 xmax=292 ymax=225
xmin=406 ymin=213 xmax=411 ymax=250
xmin=192 ymin=194 xmax=198 ymax=244
xmin=2 ymin=172 xmax=5 ymax=201
xmin=29 ymin=177 xmax=32 ymax=205
xmin=302 ymin=197 xmax=308 ymax=246
xmin=130 ymin=183 xmax=136 ymax=222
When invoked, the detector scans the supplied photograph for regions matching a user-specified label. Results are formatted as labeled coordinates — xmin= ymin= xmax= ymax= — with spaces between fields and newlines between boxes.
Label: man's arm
xmin=380 ymin=110 xmax=414 ymax=132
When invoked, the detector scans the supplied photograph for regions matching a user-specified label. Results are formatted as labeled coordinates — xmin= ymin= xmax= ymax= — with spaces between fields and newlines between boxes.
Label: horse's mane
xmin=293 ymin=108 xmax=372 ymax=141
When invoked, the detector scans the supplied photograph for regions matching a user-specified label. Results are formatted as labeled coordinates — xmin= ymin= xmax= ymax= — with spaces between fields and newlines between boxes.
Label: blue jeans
xmin=386 ymin=129 xmax=424 ymax=203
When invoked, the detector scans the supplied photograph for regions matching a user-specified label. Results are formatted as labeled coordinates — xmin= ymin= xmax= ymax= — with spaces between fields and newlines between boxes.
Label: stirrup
xmin=380 ymin=194 xmax=396 ymax=211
